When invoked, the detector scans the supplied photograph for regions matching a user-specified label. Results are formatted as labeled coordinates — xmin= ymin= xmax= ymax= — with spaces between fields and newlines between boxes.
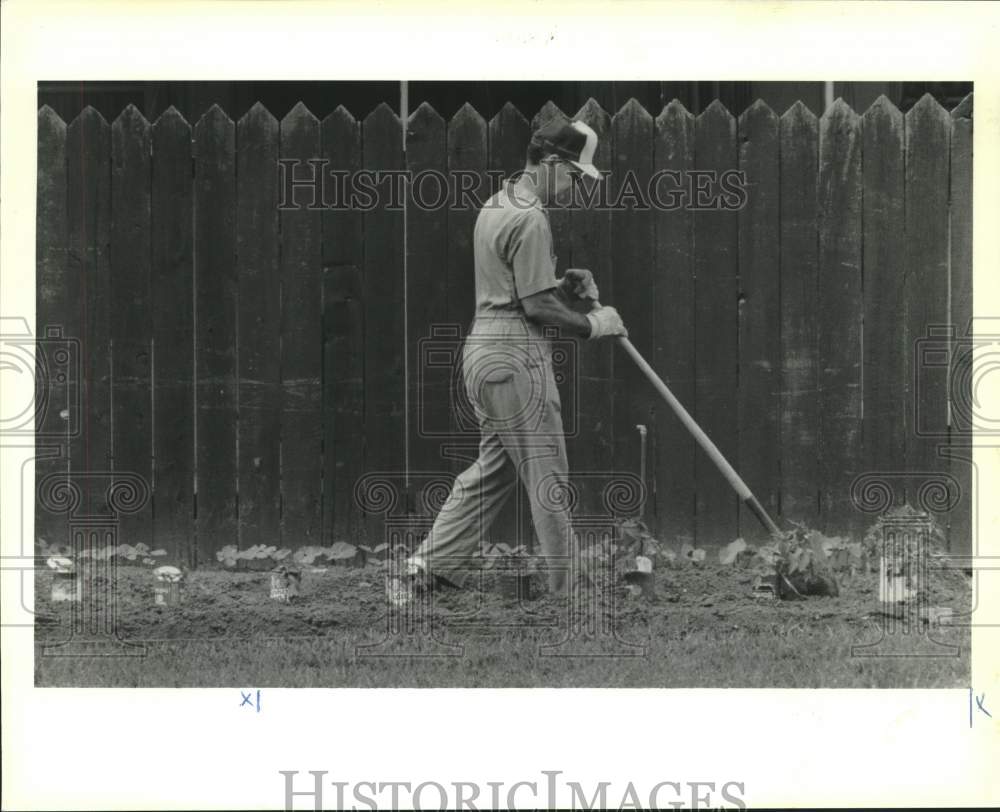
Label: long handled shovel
xmin=591 ymin=302 xmax=783 ymax=538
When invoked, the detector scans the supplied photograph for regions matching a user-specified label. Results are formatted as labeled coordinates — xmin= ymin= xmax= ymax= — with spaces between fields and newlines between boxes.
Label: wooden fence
xmin=35 ymin=94 xmax=974 ymax=564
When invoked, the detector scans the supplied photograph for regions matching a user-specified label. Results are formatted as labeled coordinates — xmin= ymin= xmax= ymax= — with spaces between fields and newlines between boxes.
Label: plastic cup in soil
xmin=878 ymin=555 xmax=915 ymax=618
xmin=47 ymin=556 xmax=81 ymax=602
xmin=153 ymin=565 xmax=184 ymax=607
xmin=751 ymin=573 xmax=778 ymax=600
xmin=270 ymin=566 xmax=302 ymax=603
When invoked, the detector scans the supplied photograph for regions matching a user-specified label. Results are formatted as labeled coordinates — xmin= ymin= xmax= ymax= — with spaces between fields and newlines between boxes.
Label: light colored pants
xmin=411 ymin=313 xmax=574 ymax=593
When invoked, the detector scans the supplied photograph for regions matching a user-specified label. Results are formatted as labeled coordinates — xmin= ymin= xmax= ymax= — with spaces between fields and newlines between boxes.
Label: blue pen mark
xmin=240 ymin=689 xmax=262 ymax=712
xmin=969 ymin=688 xmax=991 ymax=727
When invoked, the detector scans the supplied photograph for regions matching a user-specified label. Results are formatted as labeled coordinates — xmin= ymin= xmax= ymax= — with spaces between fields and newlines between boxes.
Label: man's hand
xmin=521 ymin=289 xmax=593 ymax=337
xmin=560 ymin=268 xmax=599 ymax=301
xmin=586 ymin=306 xmax=628 ymax=340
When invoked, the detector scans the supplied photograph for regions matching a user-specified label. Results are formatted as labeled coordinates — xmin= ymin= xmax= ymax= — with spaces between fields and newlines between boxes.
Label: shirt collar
xmin=506 ymin=180 xmax=543 ymax=211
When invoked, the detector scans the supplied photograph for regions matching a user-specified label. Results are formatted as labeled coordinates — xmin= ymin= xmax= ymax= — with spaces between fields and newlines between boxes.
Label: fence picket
xmin=236 ymin=102 xmax=281 ymax=548
xmin=194 ymin=105 xmax=238 ymax=560
xmin=280 ymin=102 xmax=324 ymax=545
xmin=861 ymin=96 xmax=905 ymax=487
xmin=652 ymin=99 xmax=696 ymax=541
xmin=693 ymin=100 xmax=739 ymax=545
xmin=488 ymin=102 xmax=530 ymax=191
xmin=36 ymin=106 xmax=70 ymax=548
xmin=407 ymin=103 xmax=450 ymax=486
xmin=817 ymin=99 xmax=862 ymax=531
xmin=611 ymin=98 xmax=655 ymax=511
xmin=67 ymin=107 xmax=112 ymax=518
xmin=152 ymin=107 xmax=194 ymax=563
xmin=779 ymin=101 xmax=819 ymax=525
xmin=949 ymin=93 xmax=973 ymax=554
xmin=111 ymin=105 xmax=153 ymax=547
xmin=737 ymin=100 xmax=781 ymax=540
xmin=904 ymin=95 xmax=952 ymax=485
xmin=320 ymin=106 xmax=365 ymax=543
xmin=362 ymin=103 xmax=405 ymax=541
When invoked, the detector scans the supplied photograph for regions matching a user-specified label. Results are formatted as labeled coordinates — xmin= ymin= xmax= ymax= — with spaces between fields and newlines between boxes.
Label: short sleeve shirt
xmin=472 ymin=184 xmax=558 ymax=314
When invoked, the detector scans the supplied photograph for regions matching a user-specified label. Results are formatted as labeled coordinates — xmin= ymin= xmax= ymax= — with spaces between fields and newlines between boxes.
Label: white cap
xmin=532 ymin=118 xmax=602 ymax=180
xmin=567 ymin=120 xmax=601 ymax=180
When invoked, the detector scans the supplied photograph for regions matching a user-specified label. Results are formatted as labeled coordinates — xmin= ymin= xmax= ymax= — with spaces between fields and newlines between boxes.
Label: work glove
xmin=586 ymin=305 xmax=628 ymax=339
xmin=561 ymin=268 xmax=600 ymax=301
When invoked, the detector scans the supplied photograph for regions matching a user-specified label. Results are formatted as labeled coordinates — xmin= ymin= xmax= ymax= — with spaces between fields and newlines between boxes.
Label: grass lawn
xmin=34 ymin=558 xmax=972 ymax=688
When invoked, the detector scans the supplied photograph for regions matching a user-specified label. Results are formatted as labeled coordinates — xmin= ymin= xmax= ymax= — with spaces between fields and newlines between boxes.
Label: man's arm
xmin=521 ymin=288 xmax=592 ymax=337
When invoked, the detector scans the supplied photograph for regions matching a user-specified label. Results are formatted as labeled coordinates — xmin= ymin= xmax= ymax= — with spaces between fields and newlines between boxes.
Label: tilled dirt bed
xmin=34 ymin=558 xmax=973 ymax=646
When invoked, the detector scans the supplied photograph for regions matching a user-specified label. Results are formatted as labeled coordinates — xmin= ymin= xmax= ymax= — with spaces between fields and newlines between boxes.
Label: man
xmin=388 ymin=118 xmax=627 ymax=606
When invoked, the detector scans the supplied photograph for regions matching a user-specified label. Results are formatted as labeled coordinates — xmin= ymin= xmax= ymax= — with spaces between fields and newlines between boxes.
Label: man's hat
xmin=530 ymin=119 xmax=601 ymax=179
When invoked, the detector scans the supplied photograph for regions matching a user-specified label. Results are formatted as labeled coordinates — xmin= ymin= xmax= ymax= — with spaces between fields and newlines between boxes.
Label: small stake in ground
xmin=589 ymin=299 xmax=783 ymax=538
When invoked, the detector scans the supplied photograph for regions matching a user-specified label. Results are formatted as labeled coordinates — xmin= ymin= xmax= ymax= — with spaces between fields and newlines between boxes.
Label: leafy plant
xmin=36 ymin=537 xmax=167 ymax=566
xmin=215 ymin=541 xmax=359 ymax=567
xmin=616 ymin=518 xmax=660 ymax=556
xmin=763 ymin=521 xmax=840 ymax=598
xmin=615 ymin=517 xmax=682 ymax=568
xmin=328 ymin=541 xmax=359 ymax=564
xmin=357 ymin=542 xmax=390 ymax=566
xmin=291 ymin=546 xmax=326 ymax=567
